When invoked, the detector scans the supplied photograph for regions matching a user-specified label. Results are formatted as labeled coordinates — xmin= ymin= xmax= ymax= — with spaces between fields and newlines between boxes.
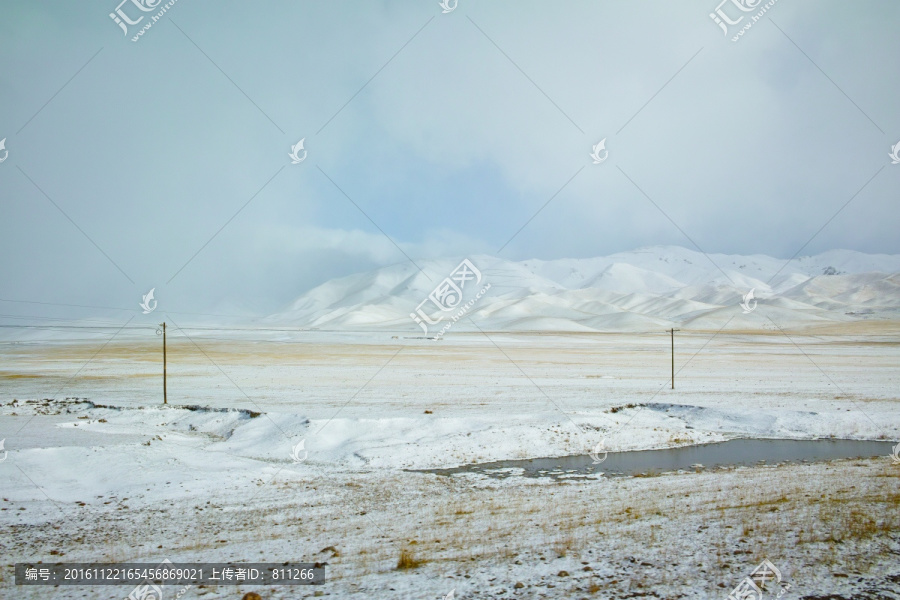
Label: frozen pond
xmin=422 ymin=438 xmax=897 ymax=479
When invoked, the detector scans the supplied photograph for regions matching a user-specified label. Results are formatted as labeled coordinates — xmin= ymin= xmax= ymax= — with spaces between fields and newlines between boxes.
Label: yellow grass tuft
xmin=396 ymin=548 xmax=422 ymax=570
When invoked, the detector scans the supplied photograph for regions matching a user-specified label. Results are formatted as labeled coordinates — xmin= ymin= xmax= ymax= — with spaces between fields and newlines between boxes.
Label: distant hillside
xmin=267 ymin=247 xmax=900 ymax=333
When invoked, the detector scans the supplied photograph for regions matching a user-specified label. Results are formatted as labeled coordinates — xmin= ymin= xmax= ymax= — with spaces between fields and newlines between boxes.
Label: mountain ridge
xmin=267 ymin=246 xmax=900 ymax=333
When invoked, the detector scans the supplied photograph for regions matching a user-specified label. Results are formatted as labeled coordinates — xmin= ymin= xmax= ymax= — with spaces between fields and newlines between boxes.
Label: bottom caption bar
xmin=15 ymin=563 xmax=325 ymax=585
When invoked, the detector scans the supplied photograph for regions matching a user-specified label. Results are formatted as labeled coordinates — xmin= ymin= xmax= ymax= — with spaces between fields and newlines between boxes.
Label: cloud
xmin=0 ymin=0 xmax=897 ymax=319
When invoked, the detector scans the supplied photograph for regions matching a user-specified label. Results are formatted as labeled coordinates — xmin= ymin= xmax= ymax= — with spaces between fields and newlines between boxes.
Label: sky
xmin=0 ymin=0 xmax=898 ymax=320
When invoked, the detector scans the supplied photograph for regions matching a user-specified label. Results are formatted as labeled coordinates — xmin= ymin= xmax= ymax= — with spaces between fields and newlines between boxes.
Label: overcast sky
xmin=1 ymin=0 xmax=898 ymax=319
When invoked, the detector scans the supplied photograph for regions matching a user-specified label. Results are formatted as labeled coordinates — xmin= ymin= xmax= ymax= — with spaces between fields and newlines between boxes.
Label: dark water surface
xmin=418 ymin=438 xmax=896 ymax=480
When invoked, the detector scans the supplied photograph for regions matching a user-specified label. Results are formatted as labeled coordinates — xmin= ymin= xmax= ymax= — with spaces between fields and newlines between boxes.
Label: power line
xmin=0 ymin=313 xmax=136 ymax=325
xmin=0 ymin=324 xmax=152 ymax=330
xmin=0 ymin=322 xmax=892 ymax=338
xmin=0 ymin=298 xmax=133 ymax=311
xmin=0 ymin=298 xmax=268 ymax=320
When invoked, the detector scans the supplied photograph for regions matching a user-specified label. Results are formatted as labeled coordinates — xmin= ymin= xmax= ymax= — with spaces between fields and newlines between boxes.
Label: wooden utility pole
xmin=669 ymin=328 xmax=679 ymax=389
xmin=160 ymin=322 xmax=167 ymax=404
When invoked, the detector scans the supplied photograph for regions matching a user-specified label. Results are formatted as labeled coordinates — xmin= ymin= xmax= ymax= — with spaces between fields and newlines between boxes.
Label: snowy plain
xmin=1 ymin=247 xmax=899 ymax=599
xmin=2 ymin=329 xmax=899 ymax=599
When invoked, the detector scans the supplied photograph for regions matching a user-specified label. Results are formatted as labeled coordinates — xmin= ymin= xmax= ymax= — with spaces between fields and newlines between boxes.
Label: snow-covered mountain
xmin=268 ymin=246 xmax=900 ymax=333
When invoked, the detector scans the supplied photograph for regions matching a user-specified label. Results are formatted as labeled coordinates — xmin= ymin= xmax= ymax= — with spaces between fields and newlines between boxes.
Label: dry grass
xmin=396 ymin=548 xmax=423 ymax=570
xmin=409 ymin=458 xmax=900 ymax=583
xmin=4 ymin=457 xmax=897 ymax=597
xmin=666 ymin=433 xmax=694 ymax=445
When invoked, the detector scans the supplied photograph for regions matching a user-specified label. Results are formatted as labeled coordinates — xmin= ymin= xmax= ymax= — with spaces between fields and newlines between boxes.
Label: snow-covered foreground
xmin=1 ymin=329 xmax=899 ymax=599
